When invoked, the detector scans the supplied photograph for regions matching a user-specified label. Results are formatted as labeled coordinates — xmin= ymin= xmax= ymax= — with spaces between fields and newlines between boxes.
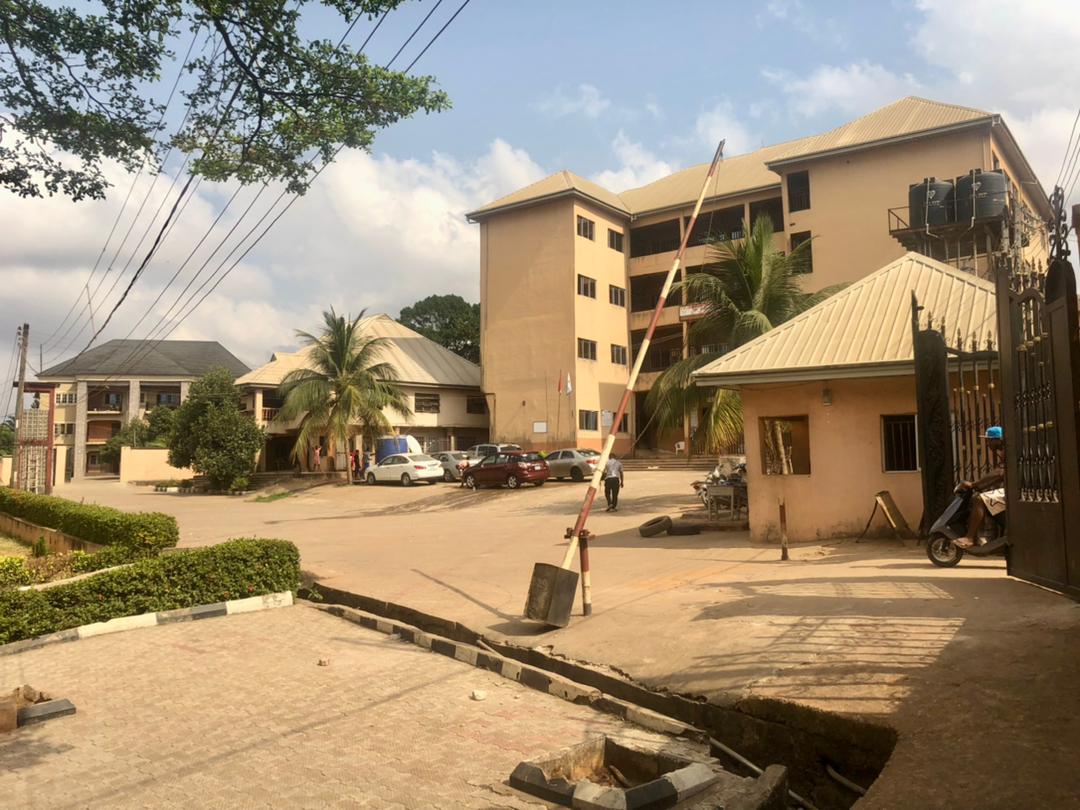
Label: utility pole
xmin=9 ymin=323 xmax=28 ymax=489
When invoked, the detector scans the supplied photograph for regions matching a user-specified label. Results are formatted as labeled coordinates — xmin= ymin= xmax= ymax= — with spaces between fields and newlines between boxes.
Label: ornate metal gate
xmin=994 ymin=187 xmax=1080 ymax=597
xmin=911 ymin=293 xmax=1001 ymax=532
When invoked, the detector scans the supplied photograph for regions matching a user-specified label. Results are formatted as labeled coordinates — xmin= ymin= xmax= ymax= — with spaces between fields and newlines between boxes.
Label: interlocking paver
xmin=0 ymin=605 xmax=662 ymax=808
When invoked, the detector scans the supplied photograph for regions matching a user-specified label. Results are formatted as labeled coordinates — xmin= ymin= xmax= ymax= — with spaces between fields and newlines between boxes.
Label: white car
xmin=366 ymin=453 xmax=444 ymax=486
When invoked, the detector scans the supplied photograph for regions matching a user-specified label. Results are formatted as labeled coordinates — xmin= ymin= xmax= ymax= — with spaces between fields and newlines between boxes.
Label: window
xmin=578 ymin=410 xmax=599 ymax=431
xmin=610 ymin=344 xmax=628 ymax=365
xmin=577 ymin=338 xmax=597 ymax=361
xmin=53 ymin=423 xmax=74 ymax=437
xmin=607 ymin=229 xmax=624 ymax=252
xmin=630 ymin=219 xmax=680 ymax=257
xmin=787 ymin=170 xmax=810 ymax=211
xmin=577 ymin=274 xmax=596 ymax=298
xmin=760 ymin=416 xmax=811 ymax=475
xmin=103 ymin=392 xmax=122 ymax=409
xmin=466 ymin=396 xmax=487 ymax=415
xmin=882 ymin=415 xmax=919 ymax=472
xmin=157 ymin=392 xmax=180 ymax=407
xmin=616 ymin=413 xmax=629 ymax=433
xmin=576 ymin=215 xmax=595 ymax=240
xmin=415 ymin=393 xmax=441 ymax=413
xmin=55 ymin=393 xmax=76 ymax=405
xmin=749 ymin=198 xmax=784 ymax=232
xmin=608 ymin=285 xmax=626 ymax=308
xmin=790 ymin=231 xmax=813 ymax=274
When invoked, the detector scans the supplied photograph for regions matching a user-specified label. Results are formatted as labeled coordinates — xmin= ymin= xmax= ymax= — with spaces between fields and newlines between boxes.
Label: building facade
xmin=237 ymin=315 xmax=489 ymax=471
xmin=35 ymin=340 xmax=250 ymax=482
xmin=467 ymin=96 xmax=1050 ymax=454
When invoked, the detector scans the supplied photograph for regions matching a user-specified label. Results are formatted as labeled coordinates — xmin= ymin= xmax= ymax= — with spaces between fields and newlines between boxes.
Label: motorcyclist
xmin=955 ymin=426 xmax=1005 ymax=549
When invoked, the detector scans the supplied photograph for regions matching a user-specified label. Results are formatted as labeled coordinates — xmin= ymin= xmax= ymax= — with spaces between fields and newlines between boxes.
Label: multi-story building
xmin=467 ymin=96 xmax=1051 ymax=454
xmin=35 ymin=339 xmax=249 ymax=481
xmin=236 ymin=314 xmax=489 ymax=471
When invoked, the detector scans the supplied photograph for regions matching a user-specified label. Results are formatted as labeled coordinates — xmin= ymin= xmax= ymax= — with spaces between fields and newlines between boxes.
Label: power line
xmin=405 ymin=0 xmax=471 ymax=72
xmin=1054 ymin=106 xmax=1080 ymax=189
xmin=1 ymin=328 xmax=20 ymax=418
xmin=386 ymin=0 xmax=444 ymax=68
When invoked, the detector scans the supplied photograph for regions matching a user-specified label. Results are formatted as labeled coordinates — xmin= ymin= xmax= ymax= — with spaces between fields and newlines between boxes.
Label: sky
xmin=2 ymin=0 xmax=1079 ymax=403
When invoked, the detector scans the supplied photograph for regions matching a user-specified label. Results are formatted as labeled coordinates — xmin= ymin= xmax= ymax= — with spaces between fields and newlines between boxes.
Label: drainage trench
xmin=308 ymin=584 xmax=897 ymax=809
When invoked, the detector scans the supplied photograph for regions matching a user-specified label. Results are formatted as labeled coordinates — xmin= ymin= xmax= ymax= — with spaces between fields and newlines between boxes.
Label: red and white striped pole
xmin=559 ymin=139 xmax=726 ymax=610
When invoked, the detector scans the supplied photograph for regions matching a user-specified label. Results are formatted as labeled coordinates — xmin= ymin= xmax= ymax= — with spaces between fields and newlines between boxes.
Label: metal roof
xmin=693 ymin=252 xmax=997 ymax=387
xmin=467 ymin=97 xmax=1009 ymax=221
xmin=38 ymin=340 xmax=250 ymax=379
xmin=237 ymin=314 xmax=481 ymax=389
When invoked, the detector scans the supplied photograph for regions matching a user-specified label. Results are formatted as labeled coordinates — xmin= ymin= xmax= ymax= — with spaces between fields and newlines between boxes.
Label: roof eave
xmin=694 ymin=361 xmax=915 ymax=388
xmin=763 ymin=118 xmax=994 ymax=170
xmin=628 ymin=182 xmax=782 ymax=221
xmin=466 ymin=189 xmax=629 ymax=223
xmin=989 ymin=118 xmax=1054 ymax=219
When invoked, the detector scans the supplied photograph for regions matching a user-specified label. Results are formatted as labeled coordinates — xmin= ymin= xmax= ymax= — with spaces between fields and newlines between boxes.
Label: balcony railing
xmin=679 ymin=302 xmax=708 ymax=320
xmin=262 ymin=408 xmax=280 ymax=422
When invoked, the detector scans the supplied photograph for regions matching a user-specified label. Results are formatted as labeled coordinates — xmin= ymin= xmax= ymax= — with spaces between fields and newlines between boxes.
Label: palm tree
xmin=645 ymin=216 xmax=846 ymax=452
xmin=278 ymin=308 xmax=411 ymax=470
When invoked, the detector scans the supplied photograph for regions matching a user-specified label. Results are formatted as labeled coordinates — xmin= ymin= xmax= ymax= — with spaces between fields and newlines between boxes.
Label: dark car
xmin=463 ymin=452 xmax=548 ymax=489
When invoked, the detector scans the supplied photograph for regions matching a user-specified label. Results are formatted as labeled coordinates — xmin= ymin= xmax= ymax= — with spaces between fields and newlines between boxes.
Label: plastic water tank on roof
xmin=908 ymin=177 xmax=954 ymax=228
xmin=955 ymin=169 xmax=1008 ymax=222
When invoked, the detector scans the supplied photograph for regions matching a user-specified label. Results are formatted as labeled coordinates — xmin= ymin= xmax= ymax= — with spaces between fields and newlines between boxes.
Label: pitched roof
xmin=465 ymin=170 xmax=629 ymax=221
xmin=38 ymin=340 xmax=250 ymax=379
xmin=467 ymin=97 xmax=1004 ymax=220
xmin=693 ymin=253 xmax=997 ymax=386
xmin=236 ymin=315 xmax=481 ymax=389
xmin=765 ymin=97 xmax=993 ymax=167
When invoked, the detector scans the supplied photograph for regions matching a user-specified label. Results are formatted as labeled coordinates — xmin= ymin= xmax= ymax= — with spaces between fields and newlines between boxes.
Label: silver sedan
xmin=544 ymin=448 xmax=601 ymax=482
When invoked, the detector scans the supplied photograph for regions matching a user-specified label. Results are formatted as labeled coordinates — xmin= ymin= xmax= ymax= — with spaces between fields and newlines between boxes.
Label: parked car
xmin=432 ymin=451 xmax=471 ymax=482
xmin=462 ymin=452 xmax=548 ymax=489
xmin=366 ymin=453 xmax=443 ymax=486
xmin=544 ymin=448 xmax=601 ymax=482
xmin=465 ymin=443 xmax=522 ymax=459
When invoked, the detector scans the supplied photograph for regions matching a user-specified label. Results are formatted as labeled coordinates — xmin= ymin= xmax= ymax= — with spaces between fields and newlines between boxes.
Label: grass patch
xmin=253 ymin=491 xmax=293 ymax=503
xmin=0 ymin=535 xmax=30 ymax=558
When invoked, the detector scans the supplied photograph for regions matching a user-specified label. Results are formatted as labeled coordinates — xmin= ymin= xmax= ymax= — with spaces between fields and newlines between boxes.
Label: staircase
xmin=620 ymin=456 xmax=716 ymax=473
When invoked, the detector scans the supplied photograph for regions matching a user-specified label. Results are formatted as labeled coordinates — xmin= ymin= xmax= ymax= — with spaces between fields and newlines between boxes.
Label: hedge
xmin=0 ymin=538 xmax=300 ymax=645
xmin=0 ymin=487 xmax=178 ymax=555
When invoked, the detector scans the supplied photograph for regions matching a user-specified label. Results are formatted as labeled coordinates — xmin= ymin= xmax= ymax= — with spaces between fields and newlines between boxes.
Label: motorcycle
xmin=926 ymin=485 xmax=1008 ymax=567
xmin=692 ymin=462 xmax=747 ymax=508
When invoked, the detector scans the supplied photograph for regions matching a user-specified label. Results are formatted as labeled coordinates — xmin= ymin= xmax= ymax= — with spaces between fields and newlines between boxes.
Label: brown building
xmin=466 ymin=97 xmax=1050 ymax=454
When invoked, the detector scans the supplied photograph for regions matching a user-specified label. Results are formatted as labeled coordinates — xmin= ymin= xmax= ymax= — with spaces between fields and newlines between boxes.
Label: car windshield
xmin=408 ymin=454 xmax=437 ymax=462
xmin=578 ymin=449 xmax=600 ymax=456
xmin=501 ymin=444 xmax=522 ymax=452
xmin=521 ymin=452 xmax=544 ymax=461
xmin=449 ymin=452 xmax=468 ymax=459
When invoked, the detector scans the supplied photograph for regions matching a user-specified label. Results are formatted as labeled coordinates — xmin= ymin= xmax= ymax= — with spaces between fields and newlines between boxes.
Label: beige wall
xmin=740 ymin=376 xmax=922 ymax=542
xmin=480 ymin=198 xmax=579 ymax=448
xmin=119 ymin=447 xmax=192 ymax=483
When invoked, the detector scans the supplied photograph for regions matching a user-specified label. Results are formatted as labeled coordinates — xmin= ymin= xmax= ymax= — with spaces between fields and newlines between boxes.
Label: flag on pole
xmin=565 ymin=373 xmax=573 ymax=396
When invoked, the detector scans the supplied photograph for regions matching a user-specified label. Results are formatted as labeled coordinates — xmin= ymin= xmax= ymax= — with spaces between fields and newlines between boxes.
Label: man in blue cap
xmin=955 ymin=426 xmax=1005 ymax=549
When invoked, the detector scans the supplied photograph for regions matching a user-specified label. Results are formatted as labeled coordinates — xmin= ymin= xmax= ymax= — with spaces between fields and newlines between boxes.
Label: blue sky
xmin=1 ymin=0 xmax=1078 ymax=387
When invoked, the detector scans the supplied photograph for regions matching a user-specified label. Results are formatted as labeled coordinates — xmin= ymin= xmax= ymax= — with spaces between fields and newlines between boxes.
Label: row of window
xmin=577 ymin=338 xmax=628 ymax=365
xmin=54 ymin=423 xmax=75 ymax=437
xmin=577 ymin=274 xmax=627 ymax=306
xmin=576 ymin=216 xmax=625 ymax=253
xmin=577 ymin=410 xmax=629 ymax=433
xmin=414 ymin=394 xmax=488 ymax=415
xmin=760 ymin=413 xmax=918 ymax=476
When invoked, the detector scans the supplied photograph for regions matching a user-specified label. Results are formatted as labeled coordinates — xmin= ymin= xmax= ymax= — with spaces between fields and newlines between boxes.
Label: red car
xmin=463 ymin=452 xmax=548 ymax=489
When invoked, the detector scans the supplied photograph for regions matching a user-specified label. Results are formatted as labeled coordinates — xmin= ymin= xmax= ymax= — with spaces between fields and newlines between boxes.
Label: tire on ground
xmin=639 ymin=516 xmax=673 ymax=537
xmin=666 ymin=523 xmax=702 ymax=536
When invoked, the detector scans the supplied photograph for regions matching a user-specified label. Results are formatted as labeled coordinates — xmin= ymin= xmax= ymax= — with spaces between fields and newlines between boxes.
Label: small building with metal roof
xmin=693 ymin=253 xmax=997 ymax=542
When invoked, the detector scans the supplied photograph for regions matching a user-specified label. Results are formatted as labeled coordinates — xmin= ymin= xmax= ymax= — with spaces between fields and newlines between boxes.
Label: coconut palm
xmin=278 ymin=308 xmax=411 ymax=468
xmin=645 ymin=216 xmax=846 ymax=452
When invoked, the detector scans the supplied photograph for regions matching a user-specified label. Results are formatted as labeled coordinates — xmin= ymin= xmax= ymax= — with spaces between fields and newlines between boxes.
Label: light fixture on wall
xmin=822 ymin=387 xmax=833 ymax=406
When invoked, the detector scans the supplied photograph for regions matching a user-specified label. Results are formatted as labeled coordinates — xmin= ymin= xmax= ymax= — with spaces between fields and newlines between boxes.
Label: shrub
xmin=0 ymin=556 xmax=31 ymax=589
xmin=70 ymin=546 xmax=140 ymax=574
xmin=0 ymin=538 xmax=300 ymax=645
xmin=0 ymin=488 xmax=178 ymax=555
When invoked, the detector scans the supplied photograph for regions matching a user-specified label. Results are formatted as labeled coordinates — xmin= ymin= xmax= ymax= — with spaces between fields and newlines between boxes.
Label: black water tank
xmin=955 ymin=169 xmax=1008 ymax=221
xmin=908 ymin=177 xmax=954 ymax=228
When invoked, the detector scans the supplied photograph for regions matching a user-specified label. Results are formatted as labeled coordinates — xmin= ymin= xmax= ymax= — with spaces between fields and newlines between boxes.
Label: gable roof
xmin=38 ymin=340 xmax=250 ymax=379
xmin=693 ymin=252 xmax=997 ymax=387
xmin=236 ymin=314 xmax=481 ymax=389
xmin=466 ymin=170 xmax=629 ymax=221
xmin=467 ymin=97 xmax=1017 ymax=221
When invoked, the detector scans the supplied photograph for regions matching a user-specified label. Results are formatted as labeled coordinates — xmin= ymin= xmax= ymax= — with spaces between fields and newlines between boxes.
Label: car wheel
xmin=533 ymin=480 xmax=545 ymax=487
xmin=465 ymin=473 xmax=477 ymax=489
xmin=366 ymin=472 xmax=376 ymax=485
xmin=443 ymin=469 xmax=454 ymax=482
xmin=401 ymin=473 xmax=412 ymax=487
xmin=570 ymin=467 xmax=584 ymax=482
xmin=506 ymin=474 xmax=520 ymax=489
xmin=556 ymin=476 xmax=564 ymax=481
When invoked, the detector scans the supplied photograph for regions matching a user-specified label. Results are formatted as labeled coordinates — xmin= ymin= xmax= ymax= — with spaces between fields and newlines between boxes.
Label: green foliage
xmin=70 ymin=545 xmax=140 ymax=574
xmin=0 ymin=1 xmax=450 ymax=201
xmin=279 ymin=308 xmax=411 ymax=464
xmin=646 ymin=217 xmax=847 ymax=451
xmin=168 ymin=368 xmax=264 ymax=490
xmin=100 ymin=406 xmax=178 ymax=466
xmin=0 ymin=416 xmax=14 ymax=457
xmin=0 ymin=487 xmax=178 ymax=555
xmin=145 ymin=405 xmax=177 ymax=443
xmin=0 ymin=556 xmax=31 ymax=589
xmin=230 ymin=476 xmax=250 ymax=493
xmin=31 ymin=536 xmax=47 ymax=557
xmin=0 ymin=539 xmax=300 ymax=644
xmin=398 ymin=294 xmax=481 ymax=363
xmin=254 ymin=491 xmax=292 ymax=503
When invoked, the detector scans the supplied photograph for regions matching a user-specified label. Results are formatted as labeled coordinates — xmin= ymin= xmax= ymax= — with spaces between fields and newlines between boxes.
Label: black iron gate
xmin=994 ymin=187 xmax=1080 ymax=598
xmin=911 ymin=293 xmax=1001 ymax=532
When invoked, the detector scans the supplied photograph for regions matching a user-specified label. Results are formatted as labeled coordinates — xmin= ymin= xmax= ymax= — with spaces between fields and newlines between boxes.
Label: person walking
xmin=604 ymin=455 xmax=624 ymax=512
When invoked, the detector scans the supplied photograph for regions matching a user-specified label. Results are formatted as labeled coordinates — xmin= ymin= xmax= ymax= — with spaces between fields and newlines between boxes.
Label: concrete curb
xmin=0 ymin=591 xmax=294 ymax=657
xmin=313 ymin=603 xmax=703 ymax=742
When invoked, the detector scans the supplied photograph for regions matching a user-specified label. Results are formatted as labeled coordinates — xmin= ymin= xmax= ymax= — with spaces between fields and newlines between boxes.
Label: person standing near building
xmin=604 ymin=455 xmax=624 ymax=512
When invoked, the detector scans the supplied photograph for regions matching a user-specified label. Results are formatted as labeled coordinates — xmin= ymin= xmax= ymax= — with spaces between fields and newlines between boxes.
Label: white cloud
xmin=533 ymin=84 xmax=611 ymax=119
xmin=592 ymin=132 xmax=677 ymax=192
xmin=0 ymin=140 xmax=546 ymax=390
xmin=694 ymin=101 xmax=759 ymax=156
xmin=764 ymin=62 xmax=922 ymax=119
